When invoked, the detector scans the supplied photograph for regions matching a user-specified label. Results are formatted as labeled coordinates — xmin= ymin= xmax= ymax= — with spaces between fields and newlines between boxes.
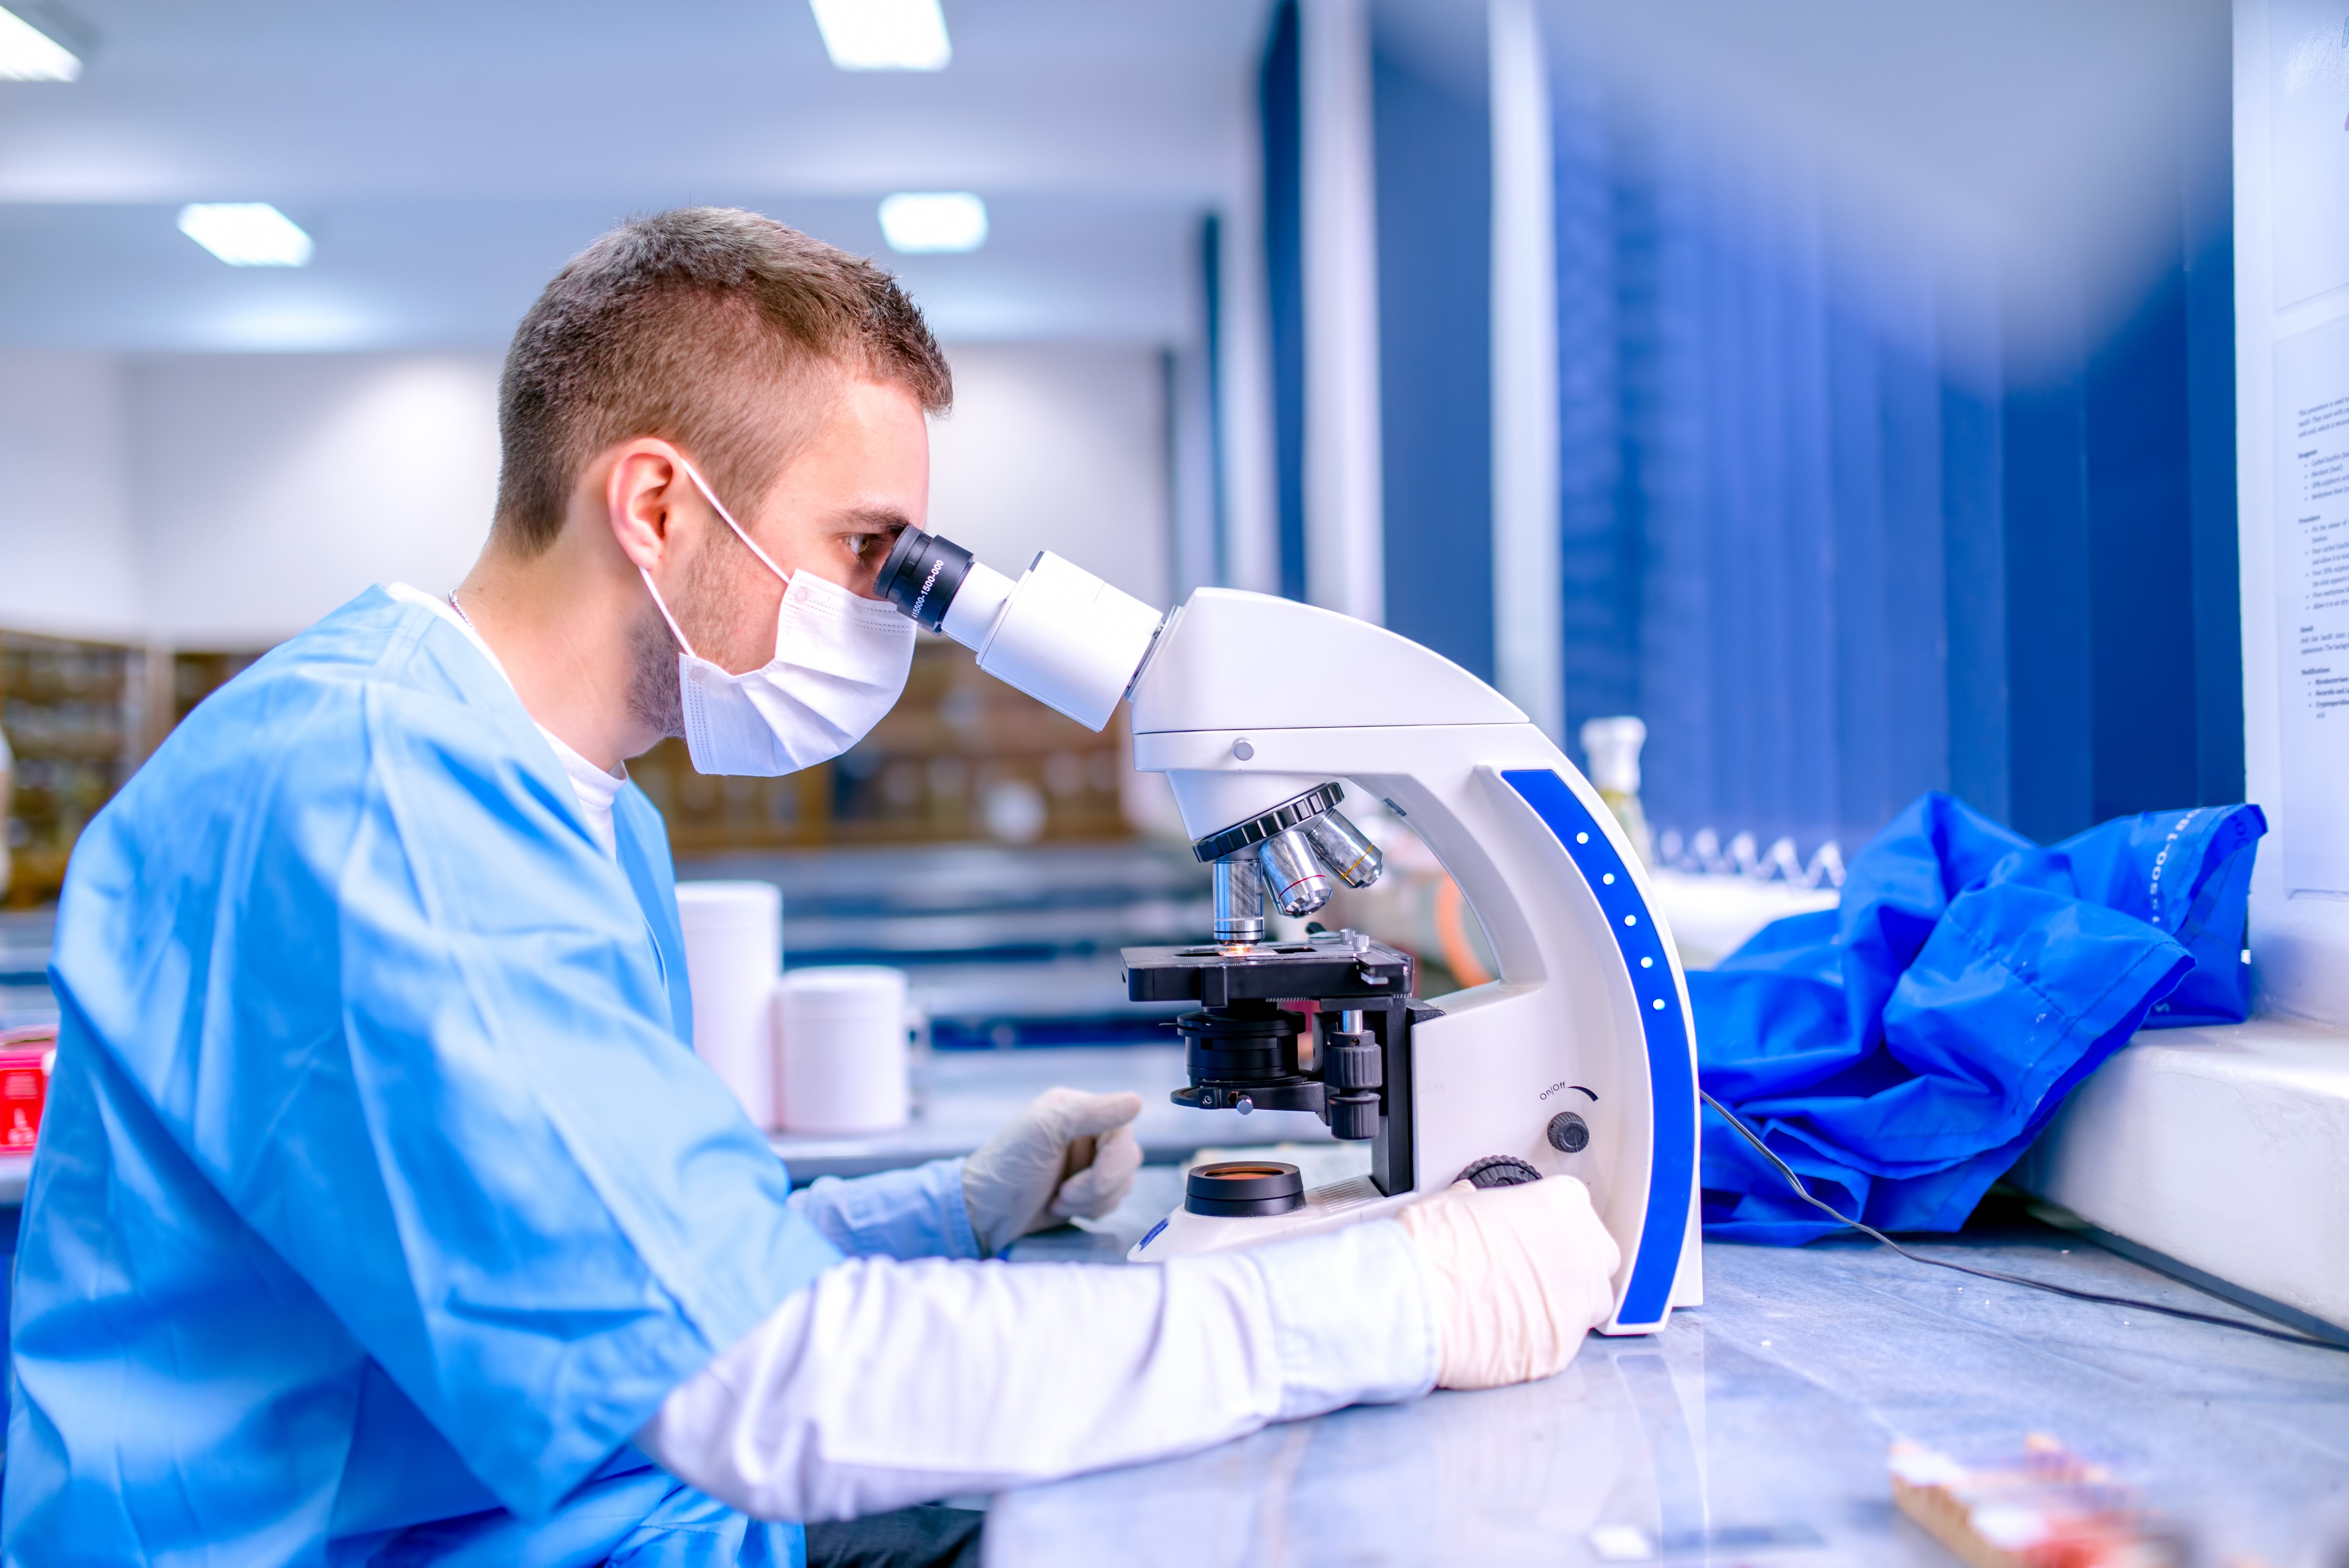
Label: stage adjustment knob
xmin=1546 ymin=1112 xmax=1590 ymax=1153
xmin=1456 ymin=1155 xmax=1542 ymax=1188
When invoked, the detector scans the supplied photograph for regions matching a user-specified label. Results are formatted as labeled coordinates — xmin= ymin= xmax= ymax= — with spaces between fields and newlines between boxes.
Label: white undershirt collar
xmin=386 ymin=582 xmax=625 ymax=858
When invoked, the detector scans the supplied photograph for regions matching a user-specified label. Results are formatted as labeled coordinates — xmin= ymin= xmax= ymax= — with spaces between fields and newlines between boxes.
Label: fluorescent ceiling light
xmin=879 ymin=192 xmax=987 ymax=253
xmin=177 ymin=203 xmax=315 ymax=267
xmin=809 ymin=0 xmax=950 ymax=71
xmin=0 ymin=6 xmax=79 ymax=80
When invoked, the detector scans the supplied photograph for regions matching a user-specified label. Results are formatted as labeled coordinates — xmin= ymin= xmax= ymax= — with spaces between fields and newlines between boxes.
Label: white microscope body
xmin=873 ymin=536 xmax=1703 ymax=1336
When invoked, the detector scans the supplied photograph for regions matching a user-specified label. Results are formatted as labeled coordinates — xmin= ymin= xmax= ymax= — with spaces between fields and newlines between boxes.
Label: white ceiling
xmin=0 ymin=0 xmax=2234 ymax=358
xmin=0 ymin=0 xmax=1274 ymax=351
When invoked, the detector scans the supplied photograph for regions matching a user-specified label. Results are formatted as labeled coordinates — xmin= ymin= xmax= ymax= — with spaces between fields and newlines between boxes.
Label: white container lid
xmin=777 ymin=965 xmax=907 ymax=1006
xmin=675 ymin=880 xmax=782 ymax=928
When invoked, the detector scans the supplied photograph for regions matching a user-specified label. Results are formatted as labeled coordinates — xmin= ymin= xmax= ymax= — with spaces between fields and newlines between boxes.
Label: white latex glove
xmin=1395 ymin=1174 xmax=1621 ymax=1390
xmin=961 ymin=1087 xmax=1146 ymax=1254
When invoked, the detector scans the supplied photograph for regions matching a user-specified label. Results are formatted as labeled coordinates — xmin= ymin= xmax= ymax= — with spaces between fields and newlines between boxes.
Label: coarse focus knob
xmin=1547 ymin=1112 xmax=1590 ymax=1153
xmin=1456 ymin=1155 xmax=1543 ymax=1189
xmin=1329 ymin=1093 xmax=1380 ymax=1140
xmin=1324 ymin=1035 xmax=1382 ymax=1090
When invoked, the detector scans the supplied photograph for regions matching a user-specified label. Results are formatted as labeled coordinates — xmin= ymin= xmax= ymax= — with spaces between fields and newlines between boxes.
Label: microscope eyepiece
xmin=874 ymin=530 xmax=1164 ymax=732
xmin=874 ymin=526 xmax=975 ymax=633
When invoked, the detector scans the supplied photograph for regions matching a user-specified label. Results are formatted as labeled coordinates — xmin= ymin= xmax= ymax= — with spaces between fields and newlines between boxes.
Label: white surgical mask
xmin=640 ymin=460 xmax=915 ymax=777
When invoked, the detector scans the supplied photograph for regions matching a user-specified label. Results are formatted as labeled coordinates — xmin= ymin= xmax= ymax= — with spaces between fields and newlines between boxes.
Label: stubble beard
xmin=625 ymin=598 xmax=686 ymax=741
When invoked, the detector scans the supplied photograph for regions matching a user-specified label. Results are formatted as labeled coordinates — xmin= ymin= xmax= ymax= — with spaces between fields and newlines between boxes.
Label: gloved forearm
xmin=635 ymin=1220 xmax=1436 ymax=1522
xmin=786 ymin=1159 xmax=980 ymax=1262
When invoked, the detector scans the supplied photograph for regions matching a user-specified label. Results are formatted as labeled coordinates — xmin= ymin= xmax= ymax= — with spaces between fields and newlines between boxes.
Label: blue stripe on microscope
xmin=1501 ymin=768 xmax=1694 ymax=1329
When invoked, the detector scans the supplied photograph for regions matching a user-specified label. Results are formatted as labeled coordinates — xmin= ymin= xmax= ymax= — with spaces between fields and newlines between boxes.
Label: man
xmin=3 ymin=210 xmax=1621 ymax=1566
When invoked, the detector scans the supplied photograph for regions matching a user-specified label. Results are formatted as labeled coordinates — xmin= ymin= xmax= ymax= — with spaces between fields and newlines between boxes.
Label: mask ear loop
xmin=636 ymin=453 xmax=791 ymax=662
xmin=674 ymin=457 xmax=792 ymax=584
xmin=639 ymin=567 xmax=700 ymax=661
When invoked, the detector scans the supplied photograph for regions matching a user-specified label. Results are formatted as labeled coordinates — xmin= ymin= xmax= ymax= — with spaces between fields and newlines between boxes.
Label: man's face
xmin=626 ymin=374 xmax=930 ymax=739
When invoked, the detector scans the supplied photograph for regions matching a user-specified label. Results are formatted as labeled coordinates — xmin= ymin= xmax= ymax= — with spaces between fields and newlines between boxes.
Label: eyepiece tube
xmin=873 ymin=526 xmax=1167 ymax=733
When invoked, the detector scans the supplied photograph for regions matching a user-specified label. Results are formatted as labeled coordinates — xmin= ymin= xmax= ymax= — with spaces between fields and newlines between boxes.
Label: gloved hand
xmin=961 ymin=1087 xmax=1146 ymax=1254
xmin=1395 ymin=1174 xmax=1621 ymax=1389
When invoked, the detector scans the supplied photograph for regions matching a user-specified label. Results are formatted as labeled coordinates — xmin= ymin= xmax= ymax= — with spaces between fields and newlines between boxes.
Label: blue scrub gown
xmin=1 ymin=589 xmax=878 ymax=1565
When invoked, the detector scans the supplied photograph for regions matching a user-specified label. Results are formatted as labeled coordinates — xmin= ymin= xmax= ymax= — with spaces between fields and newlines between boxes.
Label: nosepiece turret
xmin=1194 ymin=782 xmax=1385 ymax=948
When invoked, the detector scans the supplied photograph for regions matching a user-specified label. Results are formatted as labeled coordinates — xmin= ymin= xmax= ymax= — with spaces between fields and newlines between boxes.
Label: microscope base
xmin=1125 ymin=1177 xmax=1416 ymax=1263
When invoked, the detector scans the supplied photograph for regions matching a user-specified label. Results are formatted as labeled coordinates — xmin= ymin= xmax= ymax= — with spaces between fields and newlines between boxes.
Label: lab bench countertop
xmin=985 ymin=1171 xmax=2349 ymax=1567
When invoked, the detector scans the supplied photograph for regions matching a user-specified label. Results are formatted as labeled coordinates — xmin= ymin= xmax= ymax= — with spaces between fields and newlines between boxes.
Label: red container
xmin=0 ymin=1026 xmax=57 ymax=1151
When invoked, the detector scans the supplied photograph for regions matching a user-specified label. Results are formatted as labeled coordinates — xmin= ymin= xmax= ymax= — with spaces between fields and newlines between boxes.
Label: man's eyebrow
xmin=836 ymin=506 xmax=912 ymax=535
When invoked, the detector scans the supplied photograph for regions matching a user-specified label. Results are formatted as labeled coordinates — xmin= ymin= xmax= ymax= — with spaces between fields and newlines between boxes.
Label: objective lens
xmin=875 ymin=526 xmax=975 ymax=633
xmin=1258 ymin=827 xmax=1334 ymax=919
xmin=1303 ymin=809 xmax=1383 ymax=889
xmin=1213 ymin=854 xmax=1266 ymax=946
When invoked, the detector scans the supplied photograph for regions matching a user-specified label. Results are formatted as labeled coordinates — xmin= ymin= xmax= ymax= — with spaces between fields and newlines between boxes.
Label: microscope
xmin=876 ymin=531 xmax=1702 ymax=1335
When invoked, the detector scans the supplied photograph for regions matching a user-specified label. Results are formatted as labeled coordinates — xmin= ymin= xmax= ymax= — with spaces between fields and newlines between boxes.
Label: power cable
xmin=1698 ymin=1089 xmax=2349 ymax=1354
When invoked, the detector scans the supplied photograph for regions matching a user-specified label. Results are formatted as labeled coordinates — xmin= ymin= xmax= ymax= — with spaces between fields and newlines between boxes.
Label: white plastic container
xmin=775 ymin=966 xmax=912 ymax=1135
xmin=674 ymin=880 xmax=784 ymax=1130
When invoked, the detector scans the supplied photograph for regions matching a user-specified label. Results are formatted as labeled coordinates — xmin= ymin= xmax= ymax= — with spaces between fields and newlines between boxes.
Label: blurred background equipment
xmin=1578 ymin=715 xmax=1651 ymax=867
xmin=0 ymin=632 xmax=145 ymax=908
xmin=0 ymin=1024 xmax=53 ymax=1151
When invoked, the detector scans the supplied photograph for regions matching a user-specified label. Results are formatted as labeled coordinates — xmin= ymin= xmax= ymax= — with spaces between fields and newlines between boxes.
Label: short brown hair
xmin=492 ymin=207 xmax=952 ymax=555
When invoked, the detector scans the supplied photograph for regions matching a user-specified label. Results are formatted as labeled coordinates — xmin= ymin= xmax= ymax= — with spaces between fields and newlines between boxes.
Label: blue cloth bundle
xmin=1690 ymin=793 xmax=2264 ymax=1244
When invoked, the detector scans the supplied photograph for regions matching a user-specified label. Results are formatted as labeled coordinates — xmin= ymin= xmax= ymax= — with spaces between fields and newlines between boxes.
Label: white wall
xmin=128 ymin=355 xmax=503 ymax=647
xmin=0 ymin=343 xmax=1174 ymax=648
xmin=0 ymin=354 xmax=144 ymax=641
xmin=925 ymin=343 xmax=1172 ymax=609
xmin=2236 ymin=0 xmax=2349 ymax=1032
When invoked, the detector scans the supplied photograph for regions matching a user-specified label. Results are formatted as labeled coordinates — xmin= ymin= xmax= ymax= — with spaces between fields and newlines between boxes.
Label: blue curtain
xmin=1548 ymin=46 xmax=2242 ymax=858
xmin=1555 ymin=89 xmax=1957 ymax=857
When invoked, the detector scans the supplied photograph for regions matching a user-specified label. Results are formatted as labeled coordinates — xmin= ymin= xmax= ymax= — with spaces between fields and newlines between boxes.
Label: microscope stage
xmin=1121 ymin=940 xmax=1413 ymax=1007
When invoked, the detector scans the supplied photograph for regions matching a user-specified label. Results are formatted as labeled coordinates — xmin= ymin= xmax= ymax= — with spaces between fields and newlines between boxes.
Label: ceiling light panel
xmin=879 ymin=192 xmax=987 ymax=253
xmin=809 ymin=0 xmax=950 ymax=71
xmin=0 ymin=6 xmax=78 ymax=81
xmin=178 ymin=204 xmax=315 ymax=267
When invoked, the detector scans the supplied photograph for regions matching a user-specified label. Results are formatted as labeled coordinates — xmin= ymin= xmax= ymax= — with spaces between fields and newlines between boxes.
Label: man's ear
xmin=604 ymin=442 xmax=687 ymax=572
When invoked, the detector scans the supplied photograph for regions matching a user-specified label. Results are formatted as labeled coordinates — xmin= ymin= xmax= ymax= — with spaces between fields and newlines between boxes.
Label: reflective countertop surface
xmin=987 ymin=1174 xmax=2349 ymax=1567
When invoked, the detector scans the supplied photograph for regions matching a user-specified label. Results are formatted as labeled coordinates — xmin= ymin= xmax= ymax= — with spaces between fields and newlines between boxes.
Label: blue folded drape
xmin=1689 ymin=793 xmax=2264 ymax=1244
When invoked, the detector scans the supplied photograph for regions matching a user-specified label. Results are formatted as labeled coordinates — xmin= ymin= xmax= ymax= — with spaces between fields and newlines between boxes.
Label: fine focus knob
xmin=1456 ymin=1155 xmax=1543 ymax=1189
xmin=1547 ymin=1112 xmax=1591 ymax=1153
xmin=1329 ymin=1093 xmax=1380 ymax=1140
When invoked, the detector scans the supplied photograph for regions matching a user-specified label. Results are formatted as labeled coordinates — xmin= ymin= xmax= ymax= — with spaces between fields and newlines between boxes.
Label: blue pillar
xmin=1260 ymin=0 xmax=1306 ymax=603
xmin=1371 ymin=25 xmax=1493 ymax=681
